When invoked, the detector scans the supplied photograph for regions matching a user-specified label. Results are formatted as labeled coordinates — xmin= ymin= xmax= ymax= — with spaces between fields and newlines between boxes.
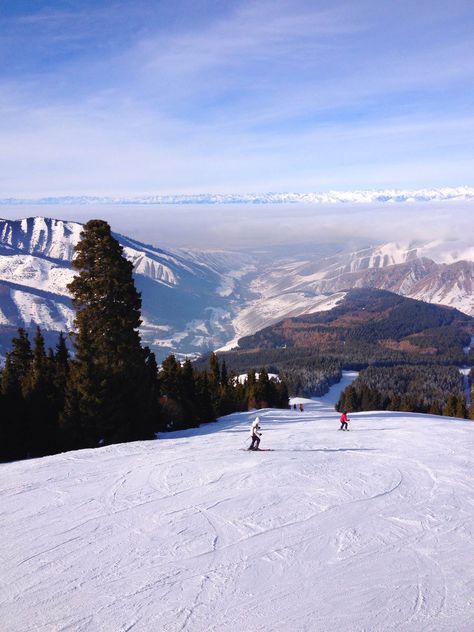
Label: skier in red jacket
xmin=339 ymin=411 xmax=349 ymax=431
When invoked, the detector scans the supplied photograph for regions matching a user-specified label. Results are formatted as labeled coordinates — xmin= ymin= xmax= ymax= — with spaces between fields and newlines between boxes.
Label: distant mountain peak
xmin=1 ymin=186 xmax=474 ymax=206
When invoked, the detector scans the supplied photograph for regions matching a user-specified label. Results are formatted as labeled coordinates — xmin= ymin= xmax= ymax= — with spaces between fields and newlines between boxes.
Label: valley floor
xmin=1 ymin=395 xmax=473 ymax=631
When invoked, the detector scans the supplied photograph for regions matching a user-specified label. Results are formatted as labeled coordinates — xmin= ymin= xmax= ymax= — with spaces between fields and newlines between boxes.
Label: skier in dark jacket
xmin=339 ymin=411 xmax=349 ymax=431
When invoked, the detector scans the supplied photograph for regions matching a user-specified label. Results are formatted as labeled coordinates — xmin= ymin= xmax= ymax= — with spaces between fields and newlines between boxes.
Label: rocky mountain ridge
xmin=0 ymin=217 xmax=252 ymax=359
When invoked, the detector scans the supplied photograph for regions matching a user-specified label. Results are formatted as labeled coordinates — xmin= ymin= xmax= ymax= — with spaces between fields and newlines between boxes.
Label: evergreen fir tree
xmin=144 ymin=347 xmax=162 ymax=430
xmin=54 ymin=332 xmax=70 ymax=388
xmin=23 ymin=327 xmax=46 ymax=394
xmin=246 ymin=369 xmax=257 ymax=409
xmin=0 ymin=387 xmax=7 ymax=460
xmin=207 ymin=352 xmax=221 ymax=413
xmin=158 ymin=354 xmax=199 ymax=430
xmin=228 ymin=370 xmax=247 ymax=413
xmin=62 ymin=219 xmax=157 ymax=448
xmin=53 ymin=332 xmax=70 ymax=434
xmin=7 ymin=328 xmax=33 ymax=387
xmin=217 ymin=360 xmax=237 ymax=416
xmin=443 ymin=394 xmax=458 ymax=417
xmin=0 ymin=355 xmax=25 ymax=461
xmin=23 ymin=327 xmax=58 ymax=457
xmin=160 ymin=354 xmax=182 ymax=401
xmin=360 ymin=386 xmax=381 ymax=411
xmin=470 ymin=370 xmax=474 ymax=420
xmin=338 ymin=385 xmax=359 ymax=412
xmin=454 ymin=395 xmax=467 ymax=419
xmin=195 ymin=372 xmax=216 ymax=422
xmin=255 ymin=367 xmax=271 ymax=407
xmin=389 ymin=394 xmax=402 ymax=411
xmin=220 ymin=360 xmax=228 ymax=388
xmin=428 ymin=402 xmax=441 ymax=415
xmin=274 ymin=379 xmax=289 ymax=409
xmin=209 ymin=352 xmax=220 ymax=386
xmin=400 ymin=394 xmax=417 ymax=412
xmin=0 ymin=328 xmax=32 ymax=460
xmin=181 ymin=358 xmax=198 ymax=426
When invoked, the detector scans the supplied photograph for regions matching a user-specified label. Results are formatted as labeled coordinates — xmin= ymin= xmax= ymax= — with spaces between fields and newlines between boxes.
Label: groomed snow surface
xmin=2 ymin=390 xmax=473 ymax=631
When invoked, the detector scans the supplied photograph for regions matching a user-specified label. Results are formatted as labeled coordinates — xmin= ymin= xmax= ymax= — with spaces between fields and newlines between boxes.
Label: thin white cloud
xmin=1 ymin=0 xmax=473 ymax=195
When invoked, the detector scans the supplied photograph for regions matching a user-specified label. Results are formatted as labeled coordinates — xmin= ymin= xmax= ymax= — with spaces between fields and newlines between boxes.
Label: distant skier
xmin=339 ymin=411 xmax=349 ymax=431
xmin=299 ymin=403 xmax=304 ymax=412
xmin=249 ymin=416 xmax=262 ymax=450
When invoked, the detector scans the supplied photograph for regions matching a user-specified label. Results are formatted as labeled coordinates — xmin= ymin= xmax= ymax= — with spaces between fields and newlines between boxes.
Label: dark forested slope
xmin=207 ymin=289 xmax=473 ymax=396
xmin=235 ymin=288 xmax=473 ymax=366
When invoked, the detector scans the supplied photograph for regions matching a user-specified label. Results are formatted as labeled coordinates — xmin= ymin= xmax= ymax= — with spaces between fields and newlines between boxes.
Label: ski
xmin=240 ymin=448 xmax=274 ymax=452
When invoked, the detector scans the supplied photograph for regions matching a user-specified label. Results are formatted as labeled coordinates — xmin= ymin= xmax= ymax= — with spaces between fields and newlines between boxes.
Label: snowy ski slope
xmin=1 ymin=389 xmax=473 ymax=631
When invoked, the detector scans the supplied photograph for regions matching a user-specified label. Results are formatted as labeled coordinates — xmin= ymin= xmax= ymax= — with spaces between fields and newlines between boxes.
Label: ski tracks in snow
xmin=1 ymin=408 xmax=473 ymax=631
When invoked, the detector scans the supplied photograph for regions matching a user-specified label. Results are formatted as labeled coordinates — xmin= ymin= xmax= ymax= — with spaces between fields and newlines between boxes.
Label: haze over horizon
xmin=1 ymin=200 xmax=473 ymax=250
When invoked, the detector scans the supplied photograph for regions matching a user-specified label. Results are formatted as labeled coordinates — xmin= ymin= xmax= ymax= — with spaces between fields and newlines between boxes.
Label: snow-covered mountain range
xmin=0 ymin=217 xmax=473 ymax=359
xmin=218 ymin=239 xmax=474 ymax=350
xmin=0 ymin=217 xmax=252 ymax=358
xmin=1 ymin=186 xmax=474 ymax=206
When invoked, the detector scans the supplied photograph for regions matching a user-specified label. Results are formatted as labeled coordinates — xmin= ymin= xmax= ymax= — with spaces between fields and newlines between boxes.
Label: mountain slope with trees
xmin=236 ymin=288 xmax=473 ymax=365
xmin=336 ymin=365 xmax=470 ymax=418
xmin=213 ymin=289 xmax=473 ymax=400
xmin=0 ymin=221 xmax=289 ymax=463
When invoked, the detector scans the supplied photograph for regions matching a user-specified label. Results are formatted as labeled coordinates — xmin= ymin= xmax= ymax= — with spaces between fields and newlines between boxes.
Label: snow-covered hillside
xmin=240 ymin=240 xmax=474 ymax=337
xmin=2 ymin=395 xmax=473 ymax=631
xmin=0 ymin=217 xmax=253 ymax=359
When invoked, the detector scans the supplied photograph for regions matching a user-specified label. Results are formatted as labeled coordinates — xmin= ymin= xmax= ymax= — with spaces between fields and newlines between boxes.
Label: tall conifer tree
xmin=53 ymin=332 xmax=70 ymax=425
xmin=0 ymin=328 xmax=32 ymax=460
xmin=7 ymin=328 xmax=32 ymax=388
xmin=0 ymin=354 xmax=25 ymax=461
xmin=63 ymin=220 xmax=156 ymax=447
xmin=23 ymin=327 xmax=58 ymax=456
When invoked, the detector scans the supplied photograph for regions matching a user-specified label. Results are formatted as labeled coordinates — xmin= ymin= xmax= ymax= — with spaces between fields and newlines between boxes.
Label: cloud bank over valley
xmin=1 ymin=199 xmax=473 ymax=250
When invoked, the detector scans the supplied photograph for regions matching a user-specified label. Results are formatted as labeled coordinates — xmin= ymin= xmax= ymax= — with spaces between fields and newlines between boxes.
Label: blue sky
xmin=1 ymin=0 xmax=473 ymax=196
